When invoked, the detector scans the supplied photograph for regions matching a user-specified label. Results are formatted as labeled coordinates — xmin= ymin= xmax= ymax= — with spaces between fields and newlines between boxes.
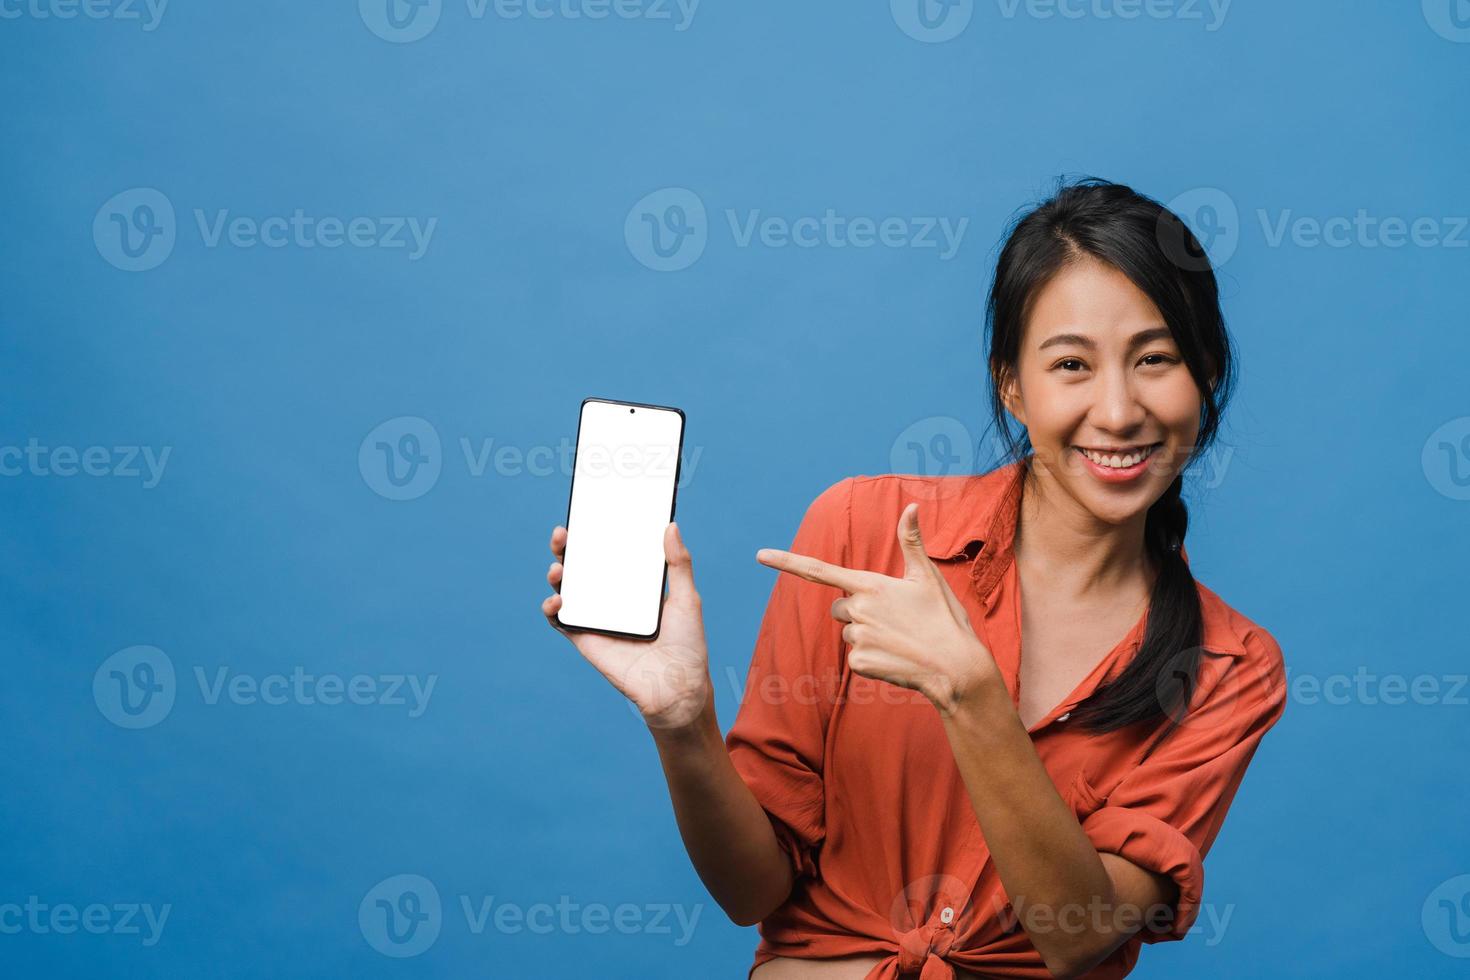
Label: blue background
xmin=3 ymin=0 xmax=1468 ymax=976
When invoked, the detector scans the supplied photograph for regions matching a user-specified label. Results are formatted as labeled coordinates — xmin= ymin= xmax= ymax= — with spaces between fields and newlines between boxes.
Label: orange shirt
xmin=726 ymin=458 xmax=1287 ymax=979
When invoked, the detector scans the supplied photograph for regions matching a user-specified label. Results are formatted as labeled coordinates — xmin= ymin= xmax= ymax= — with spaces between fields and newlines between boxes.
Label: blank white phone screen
xmin=557 ymin=401 xmax=684 ymax=637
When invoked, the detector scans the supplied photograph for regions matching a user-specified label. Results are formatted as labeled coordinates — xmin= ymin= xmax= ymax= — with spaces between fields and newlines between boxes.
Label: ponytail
xmin=1069 ymin=475 xmax=1203 ymax=734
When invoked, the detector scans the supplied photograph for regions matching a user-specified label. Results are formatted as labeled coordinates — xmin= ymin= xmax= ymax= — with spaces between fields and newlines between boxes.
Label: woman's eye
xmin=1055 ymin=358 xmax=1086 ymax=372
xmin=1139 ymin=353 xmax=1177 ymax=367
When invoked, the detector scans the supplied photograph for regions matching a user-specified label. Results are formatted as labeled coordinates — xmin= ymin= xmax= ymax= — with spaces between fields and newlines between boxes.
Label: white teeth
xmin=1078 ymin=444 xmax=1156 ymax=469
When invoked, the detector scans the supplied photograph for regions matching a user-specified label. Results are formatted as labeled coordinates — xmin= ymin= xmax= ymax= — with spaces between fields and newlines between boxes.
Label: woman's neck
xmin=1012 ymin=461 xmax=1155 ymax=602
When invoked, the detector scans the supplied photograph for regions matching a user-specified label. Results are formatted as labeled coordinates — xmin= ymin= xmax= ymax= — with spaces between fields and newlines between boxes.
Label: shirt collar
xmin=919 ymin=458 xmax=1025 ymax=563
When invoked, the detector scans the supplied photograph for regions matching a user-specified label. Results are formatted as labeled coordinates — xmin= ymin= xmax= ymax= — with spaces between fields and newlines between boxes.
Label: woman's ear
xmin=997 ymin=365 xmax=1026 ymax=426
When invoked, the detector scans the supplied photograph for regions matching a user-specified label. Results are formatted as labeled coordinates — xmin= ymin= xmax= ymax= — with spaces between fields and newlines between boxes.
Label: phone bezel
xmin=553 ymin=396 xmax=686 ymax=641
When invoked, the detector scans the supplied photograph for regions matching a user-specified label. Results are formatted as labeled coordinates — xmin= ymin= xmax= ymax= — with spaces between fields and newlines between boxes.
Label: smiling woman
xmin=984 ymin=178 xmax=1235 ymax=735
xmin=543 ymin=177 xmax=1287 ymax=980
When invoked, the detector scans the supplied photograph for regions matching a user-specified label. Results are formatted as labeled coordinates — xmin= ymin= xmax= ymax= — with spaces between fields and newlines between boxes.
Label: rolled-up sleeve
xmin=725 ymin=478 xmax=853 ymax=883
xmin=1080 ymin=627 xmax=1288 ymax=942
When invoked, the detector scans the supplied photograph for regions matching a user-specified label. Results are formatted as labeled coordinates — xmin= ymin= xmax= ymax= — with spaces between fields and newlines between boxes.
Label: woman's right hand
xmin=542 ymin=521 xmax=713 ymax=731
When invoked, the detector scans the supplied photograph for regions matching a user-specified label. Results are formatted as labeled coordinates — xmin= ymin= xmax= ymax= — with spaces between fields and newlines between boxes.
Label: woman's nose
xmin=1090 ymin=369 xmax=1148 ymax=433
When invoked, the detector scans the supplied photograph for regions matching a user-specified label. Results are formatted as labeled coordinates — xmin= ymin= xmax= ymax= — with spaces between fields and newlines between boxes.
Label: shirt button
xmin=940 ymin=906 xmax=955 ymax=924
xmin=1057 ymin=711 xmax=1071 ymax=722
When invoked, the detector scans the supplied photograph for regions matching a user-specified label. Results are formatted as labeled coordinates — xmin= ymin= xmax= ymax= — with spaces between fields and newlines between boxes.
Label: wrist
xmin=928 ymin=643 xmax=1007 ymax=720
xmin=647 ymin=684 xmax=718 ymax=746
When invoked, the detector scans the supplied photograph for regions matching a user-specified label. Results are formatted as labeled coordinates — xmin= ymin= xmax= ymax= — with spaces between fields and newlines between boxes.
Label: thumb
xmin=897 ymin=503 xmax=932 ymax=580
xmin=899 ymin=504 xmax=976 ymax=630
xmin=664 ymin=521 xmax=698 ymax=602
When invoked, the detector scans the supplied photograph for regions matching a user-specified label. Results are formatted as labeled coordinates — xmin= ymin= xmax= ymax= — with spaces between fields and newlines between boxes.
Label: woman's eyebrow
xmin=1037 ymin=331 xmax=1093 ymax=350
xmin=1037 ymin=326 xmax=1173 ymax=350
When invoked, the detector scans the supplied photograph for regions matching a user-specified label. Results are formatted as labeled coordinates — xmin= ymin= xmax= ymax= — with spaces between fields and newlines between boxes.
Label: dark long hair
xmin=983 ymin=177 xmax=1236 ymax=734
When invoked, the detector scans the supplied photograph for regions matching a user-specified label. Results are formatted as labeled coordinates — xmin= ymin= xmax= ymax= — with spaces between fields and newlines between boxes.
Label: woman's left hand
xmin=756 ymin=502 xmax=1001 ymax=716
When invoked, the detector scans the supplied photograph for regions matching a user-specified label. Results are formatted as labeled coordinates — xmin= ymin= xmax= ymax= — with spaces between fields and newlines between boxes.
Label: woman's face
xmin=1000 ymin=256 xmax=1206 ymax=526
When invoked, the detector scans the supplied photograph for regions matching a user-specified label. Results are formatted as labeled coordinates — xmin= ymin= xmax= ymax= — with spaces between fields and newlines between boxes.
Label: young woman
xmin=542 ymin=179 xmax=1287 ymax=979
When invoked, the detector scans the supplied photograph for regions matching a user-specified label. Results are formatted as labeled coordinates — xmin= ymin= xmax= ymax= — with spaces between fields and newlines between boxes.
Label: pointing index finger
xmin=756 ymin=548 xmax=873 ymax=593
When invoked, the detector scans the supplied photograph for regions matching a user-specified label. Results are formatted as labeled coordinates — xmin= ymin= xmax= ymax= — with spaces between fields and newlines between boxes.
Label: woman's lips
xmin=1073 ymin=443 xmax=1161 ymax=484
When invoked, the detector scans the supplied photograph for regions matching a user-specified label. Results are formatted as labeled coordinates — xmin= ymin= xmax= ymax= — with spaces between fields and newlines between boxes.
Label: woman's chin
xmin=1063 ymin=474 xmax=1165 ymax=525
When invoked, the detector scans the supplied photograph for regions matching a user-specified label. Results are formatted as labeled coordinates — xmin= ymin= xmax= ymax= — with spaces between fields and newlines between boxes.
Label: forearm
xmin=648 ymin=688 xmax=795 ymax=927
xmin=937 ymin=680 xmax=1122 ymax=977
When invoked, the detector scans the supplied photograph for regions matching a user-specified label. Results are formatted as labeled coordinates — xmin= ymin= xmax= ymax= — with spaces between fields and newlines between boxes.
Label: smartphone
xmin=554 ymin=397 xmax=686 ymax=640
